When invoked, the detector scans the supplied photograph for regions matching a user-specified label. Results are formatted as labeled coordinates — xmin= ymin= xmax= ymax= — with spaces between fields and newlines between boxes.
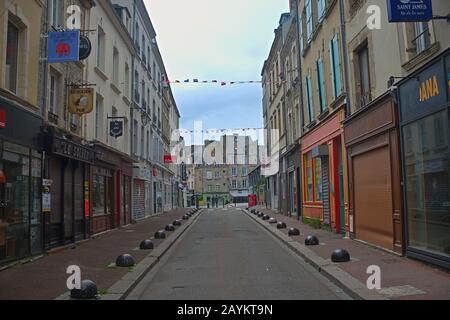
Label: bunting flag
xmin=164 ymin=79 xmax=264 ymax=86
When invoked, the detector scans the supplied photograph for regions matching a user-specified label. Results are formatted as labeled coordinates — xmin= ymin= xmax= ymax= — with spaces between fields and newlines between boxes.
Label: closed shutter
xmin=322 ymin=158 xmax=330 ymax=225
xmin=132 ymin=180 xmax=145 ymax=220
xmin=353 ymin=147 xmax=393 ymax=250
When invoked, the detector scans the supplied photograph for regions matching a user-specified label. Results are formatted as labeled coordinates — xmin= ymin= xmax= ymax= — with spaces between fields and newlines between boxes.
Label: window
xmin=357 ymin=44 xmax=371 ymax=107
xmin=215 ymin=171 xmax=220 ymax=179
xmin=134 ymin=70 xmax=139 ymax=102
xmin=306 ymin=0 xmax=313 ymax=42
xmin=414 ymin=22 xmax=430 ymax=54
xmin=208 ymin=185 xmax=212 ymax=192
xmin=216 ymin=184 xmax=220 ymax=192
xmin=5 ymin=22 xmax=19 ymax=93
xmin=146 ymin=130 xmax=150 ymax=159
xmin=97 ymin=26 xmax=105 ymax=70
xmin=140 ymin=126 xmax=145 ymax=157
xmin=231 ymin=167 xmax=237 ymax=176
xmin=316 ymin=57 xmax=326 ymax=113
xmin=314 ymin=158 xmax=323 ymax=201
xmin=232 ymin=180 xmax=237 ymax=189
xmin=330 ymin=35 xmax=342 ymax=100
xmin=305 ymin=75 xmax=314 ymax=122
xmin=242 ymin=167 xmax=248 ymax=176
xmin=133 ymin=120 xmax=138 ymax=154
xmin=305 ymin=153 xmax=313 ymax=201
xmin=50 ymin=0 xmax=61 ymax=27
xmin=206 ymin=171 xmax=213 ymax=180
xmin=95 ymin=95 xmax=104 ymax=139
xmin=317 ymin=0 xmax=326 ymax=22
xmin=135 ymin=23 xmax=140 ymax=52
xmin=299 ymin=14 xmax=304 ymax=53
xmin=48 ymin=70 xmax=61 ymax=116
xmin=112 ymin=47 xmax=119 ymax=85
xmin=124 ymin=63 xmax=130 ymax=97
xmin=242 ymin=179 xmax=247 ymax=188
xmin=92 ymin=173 xmax=113 ymax=216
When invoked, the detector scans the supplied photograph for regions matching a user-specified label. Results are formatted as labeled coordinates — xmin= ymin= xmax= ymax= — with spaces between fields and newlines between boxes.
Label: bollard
xmin=277 ymin=222 xmax=287 ymax=229
xmin=70 ymin=280 xmax=98 ymax=299
xmin=262 ymin=215 xmax=270 ymax=221
xmin=165 ymin=224 xmax=175 ymax=232
xmin=154 ymin=230 xmax=166 ymax=239
xmin=331 ymin=249 xmax=351 ymax=263
xmin=182 ymin=215 xmax=189 ymax=220
xmin=288 ymin=227 xmax=300 ymax=236
xmin=139 ymin=239 xmax=154 ymax=250
xmin=115 ymin=254 xmax=135 ymax=267
xmin=269 ymin=217 xmax=277 ymax=224
xmin=305 ymin=235 xmax=319 ymax=246
xmin=173 ymin=220 xmax=182 ymax=226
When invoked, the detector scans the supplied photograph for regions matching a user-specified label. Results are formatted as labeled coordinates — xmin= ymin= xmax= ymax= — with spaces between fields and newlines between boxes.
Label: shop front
xmin=301 ymin=108 xmax=348 ymax=234
xmin=43 ymin=127 xmax=94 ymax=249
xmin=0 ymin=97 xmax=43 ymax=265
xmin=344 ymin=93 xmax=404 ymax=254
xmin=119 ymin=157 xmax=133 ymax=227
xmin=284 ymin=144 xmax=301 ymax=219
xmin=132 ymin=163 xmax=152 ymax=220
xmin=90 ymin=144 xmax=122 ymax=235
xmin=398 ymin=50 xmax=450 ymax=268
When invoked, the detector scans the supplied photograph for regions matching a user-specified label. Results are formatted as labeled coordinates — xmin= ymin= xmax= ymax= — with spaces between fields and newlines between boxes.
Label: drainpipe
xmin=339 ymin=0 xmax=352 ymax=116
xmin=294 ymin=0 xmax=304 ymax=221
xmin=131 ymin=0 xmax=137 ymax=157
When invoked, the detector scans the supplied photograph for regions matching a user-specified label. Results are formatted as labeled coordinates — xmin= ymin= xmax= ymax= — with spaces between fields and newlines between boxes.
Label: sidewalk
xmin=0 ymin=208 xmax=190 ymax=300
xmin=250 ymin=206 xmax=450 ymax=300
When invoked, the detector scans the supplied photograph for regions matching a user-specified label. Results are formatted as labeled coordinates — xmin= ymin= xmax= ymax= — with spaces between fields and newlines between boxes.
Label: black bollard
xmin=277 ymin=222 xmax=287 ymax=229
xmin=305 ymin=235 xmax=319 ymax=246
xmin=70 ymin=280 xmax=98 ymax=299
xmin=116 ymin=254 xmax=135 ymax=267
xmin=173 ymin=220 xmax=182 ymax=226
xmin=288 ymin=227 xmax=300 ymax=236
xmin=331 ymin=249 xmax=351 ymax=263
xmin=139 ymin=239 xmax=154 ymax=250
xmin=154 ymin=230 xmax=166 ymax=239
xmin=269 ymin=217 xmax=277 ymax=224
xmin=165 ymin=224 xmax=175 ymax=232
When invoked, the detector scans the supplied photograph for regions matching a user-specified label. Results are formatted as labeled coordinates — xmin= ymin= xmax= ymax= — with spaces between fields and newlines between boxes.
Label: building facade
xmin=0 ymin=0 xmax=44 ymax=264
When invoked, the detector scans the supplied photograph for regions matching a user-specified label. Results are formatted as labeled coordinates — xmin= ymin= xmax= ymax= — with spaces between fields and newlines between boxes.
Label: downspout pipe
xmin=339 ymin=0 xmax=352 ymax=116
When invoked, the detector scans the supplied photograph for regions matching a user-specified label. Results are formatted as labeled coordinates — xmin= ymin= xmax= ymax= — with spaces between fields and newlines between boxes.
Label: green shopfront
xmin=398 ymin=50 xmax=450 ymax=268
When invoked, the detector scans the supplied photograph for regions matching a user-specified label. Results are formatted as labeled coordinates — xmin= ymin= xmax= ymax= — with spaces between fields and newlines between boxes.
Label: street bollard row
xmin=71 ymin=209 xmax=201 ymax=299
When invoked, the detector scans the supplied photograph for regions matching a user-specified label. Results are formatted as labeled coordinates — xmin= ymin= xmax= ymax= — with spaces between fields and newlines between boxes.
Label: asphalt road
xmin=127 ymin=208 xmax=351 ymax=300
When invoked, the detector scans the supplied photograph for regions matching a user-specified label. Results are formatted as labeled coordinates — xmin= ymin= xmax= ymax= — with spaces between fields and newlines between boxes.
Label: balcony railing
xmin=48 ymin=111 xmax=58 ymax=125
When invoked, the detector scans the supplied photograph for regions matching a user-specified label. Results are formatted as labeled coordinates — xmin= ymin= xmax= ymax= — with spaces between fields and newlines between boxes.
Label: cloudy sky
xmin=145 ymin=0 xmax=289 ymax=132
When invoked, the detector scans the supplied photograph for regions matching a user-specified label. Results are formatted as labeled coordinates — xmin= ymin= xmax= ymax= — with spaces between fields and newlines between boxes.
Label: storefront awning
xmin=230 ymin=190 xmax=249 ymax=198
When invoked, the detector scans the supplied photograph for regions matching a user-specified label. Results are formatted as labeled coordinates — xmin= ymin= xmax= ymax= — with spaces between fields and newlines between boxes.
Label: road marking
xmin=377 ymin=285 xmax=425 ymax=298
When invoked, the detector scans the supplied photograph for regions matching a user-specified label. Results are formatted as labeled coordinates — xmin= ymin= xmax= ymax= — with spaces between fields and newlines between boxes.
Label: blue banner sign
xmin=47 ymin=30 xmax=80 ymax=63
xmin=387 ymin=0 xmax=433 ymax=22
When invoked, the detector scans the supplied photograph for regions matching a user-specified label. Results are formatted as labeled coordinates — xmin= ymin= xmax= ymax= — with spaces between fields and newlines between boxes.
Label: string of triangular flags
xmin=164 ymin=79 xmax=262 ymax=86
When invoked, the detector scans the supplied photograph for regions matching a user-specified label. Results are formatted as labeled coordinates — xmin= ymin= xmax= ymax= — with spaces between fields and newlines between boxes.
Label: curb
xmin=243 ymin=209 xmax=387 ymax=300
xmin=56 ymin=210 xmax=203 ymax=300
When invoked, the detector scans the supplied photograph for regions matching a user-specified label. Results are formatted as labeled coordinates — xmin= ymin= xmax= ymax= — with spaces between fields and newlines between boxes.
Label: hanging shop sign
xmin=78 ymin=35 xmax=92 ymax=60
xmin=68 ymin=87 xmax=94 ymax=115
xmin=109 ymin=120 xmax=124 ymax=138
xmin=47 ymin=30 xmax=80 ymax=63
xmin=387 ymin=0 xmax=433 ymax=23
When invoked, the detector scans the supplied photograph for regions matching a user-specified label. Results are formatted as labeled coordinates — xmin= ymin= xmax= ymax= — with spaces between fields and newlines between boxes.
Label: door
xmin=289 ymin=171 xmax=295 ymax=216
xmin=63 ymin=160 xmax=73 ymax=243
xmin=338 ymin=140 xmax=345 ymax=234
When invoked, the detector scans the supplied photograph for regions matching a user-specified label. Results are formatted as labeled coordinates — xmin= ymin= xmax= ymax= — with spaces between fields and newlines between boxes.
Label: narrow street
xmin=127 ymin=208 xmax=350 ymax=300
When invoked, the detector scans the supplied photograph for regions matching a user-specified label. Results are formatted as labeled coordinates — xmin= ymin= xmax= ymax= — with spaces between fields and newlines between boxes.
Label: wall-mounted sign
xmin=387 ymin=0 xmax=433 ymax=22
xmin=69 ymin=87 xmax=94 ymax=115
xmin=110 ymin=120 xmax=124 ymax=138
xmin=0 ymin=109 xmax=5 ymax=129
xmin=52 ymin=136 xmax=95 ymax=163
xmin=42 ymin=179 xmax=53 ymax=213
xmin=133 ymin=165 xmax=152 ymax=181
xmin=79 ymin=35 xmax=92 ymax=60
xmin=47 ymin=30 xmax=80 ymax=63
xmin=164 ymin=155 xmax=176 ymax=163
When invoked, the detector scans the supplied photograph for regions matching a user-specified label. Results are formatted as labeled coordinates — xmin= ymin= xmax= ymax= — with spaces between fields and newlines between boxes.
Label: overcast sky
xmin=144 ymin=0 xmax=289 ymax=132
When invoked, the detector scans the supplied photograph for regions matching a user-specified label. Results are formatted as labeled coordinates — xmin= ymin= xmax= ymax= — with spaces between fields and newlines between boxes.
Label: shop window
xmin=5 ymin=21 xmax=19 ymax=93
xmin=92 ymin=175 xmax=105 ymax=215
xmin=305 ymin=153 xmax=313 ymax=202
xmin=314 ymin=158 xmax=323 ymax=201
xmin=403 ymin=111 xmax=450 ymax=257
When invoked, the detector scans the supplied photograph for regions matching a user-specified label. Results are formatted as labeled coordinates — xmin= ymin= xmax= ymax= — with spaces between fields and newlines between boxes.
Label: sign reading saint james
xmin=387 ymin=0 xmax=433 ymax=23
